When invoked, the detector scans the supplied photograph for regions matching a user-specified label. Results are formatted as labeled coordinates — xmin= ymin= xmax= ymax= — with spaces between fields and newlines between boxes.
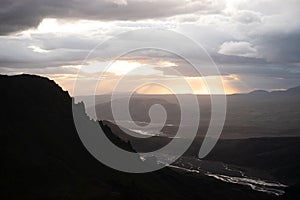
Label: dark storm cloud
xmin=219 ymin=64 xmax=300 ymax=79
xmin=254 ymin=32 xmax=300 ymax=63
xmin=0 ymin=0 xmax=225 ymax=35
xmin=154 ymin=60 xmax=300 ymax=80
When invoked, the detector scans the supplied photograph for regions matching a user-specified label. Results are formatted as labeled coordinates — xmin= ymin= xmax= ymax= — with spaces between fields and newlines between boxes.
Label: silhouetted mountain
xmin=246 ymin=86 xmax=300 ymax=96
xmin=248 ymin=90 xmax=269 ymax=95
xmin=0 ymin=74 xmax=277 ymax=199
xmin=286 ymin=85 xmax=300 ymax=95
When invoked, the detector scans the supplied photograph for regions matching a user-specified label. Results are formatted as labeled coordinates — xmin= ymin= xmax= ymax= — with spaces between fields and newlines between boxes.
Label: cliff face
xmin=0 ymin=74 xmax=274 ymax=200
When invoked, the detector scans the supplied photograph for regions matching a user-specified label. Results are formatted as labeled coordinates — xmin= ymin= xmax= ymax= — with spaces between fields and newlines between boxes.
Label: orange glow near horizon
xmin=133 ymin=76 xmax=240 ymax=95
xmin=45 ymin=73 xmax=240 ymax=96
xmin=41 ymin=58 xmax=241 ymax=96
xmin=136 ymin=84 xmax=173 ymax=94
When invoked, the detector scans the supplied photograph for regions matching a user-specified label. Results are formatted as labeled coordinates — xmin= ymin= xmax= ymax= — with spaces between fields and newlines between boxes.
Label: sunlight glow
xmin=134 ymin=76 xmax=238 ymax=95
xmin=136 ymin=84 xmax=173 ymax=94
xmin=108 ymin=61 xmax=142 ymax=75
xmin=159 ymin=61 xmax=178 ymax=67
xmin=28 ymin=45 xmax=50 ymax=53
xmin=22 ymin=18 xmax=115 ymax=35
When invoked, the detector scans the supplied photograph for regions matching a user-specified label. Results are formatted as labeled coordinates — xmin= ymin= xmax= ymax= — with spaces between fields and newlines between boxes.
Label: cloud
xmin=0 ymin=36 xmax=89 ymax=69
xmin=110 ymin=0 xmax=128 ymax=6
xmin=233 ymin=10 xmax=262 ymax=24
xmin=33 ymin=33 xmax=102 ymax=51
xmin=0 ymin=0 xmax=299 ymax=93
xmin=218 ymin=41 xmax=259 ymax=58
xmin=0 ymin=0 xmax=225 ymax=35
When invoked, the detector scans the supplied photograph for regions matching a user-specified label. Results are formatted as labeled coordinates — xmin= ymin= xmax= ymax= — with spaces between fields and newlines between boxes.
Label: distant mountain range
xmin=80 ymin=84 xmax=300 ymax=139
xmin=242 ymin=85 xmax=300 ymax=95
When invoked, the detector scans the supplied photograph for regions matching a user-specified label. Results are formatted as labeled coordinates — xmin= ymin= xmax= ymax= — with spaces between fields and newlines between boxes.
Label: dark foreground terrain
xmin=0 ymin=74 xmax=299 ymax=199
xmin=106 ymin=121 xmax=300 ymax=198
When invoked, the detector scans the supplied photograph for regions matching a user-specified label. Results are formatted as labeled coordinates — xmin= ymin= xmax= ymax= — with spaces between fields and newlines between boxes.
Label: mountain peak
xmin=248 ymin=90 xmax=269 ymax=95
xmin=286 ymin=85 xmax=300 ymax=94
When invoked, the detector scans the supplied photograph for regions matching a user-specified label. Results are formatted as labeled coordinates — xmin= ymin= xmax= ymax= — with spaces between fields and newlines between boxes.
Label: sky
xmin=0 ymin=0 xmax=300 ymax=95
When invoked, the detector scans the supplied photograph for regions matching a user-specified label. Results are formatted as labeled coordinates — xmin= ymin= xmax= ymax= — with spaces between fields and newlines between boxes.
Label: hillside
xmin=0 ymin=74 xmax=277 ymax=200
